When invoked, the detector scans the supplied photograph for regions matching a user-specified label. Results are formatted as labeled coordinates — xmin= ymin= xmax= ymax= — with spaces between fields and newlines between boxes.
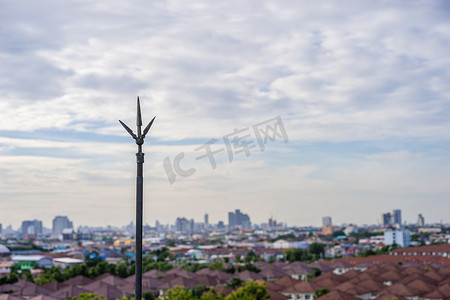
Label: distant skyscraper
xmin=0 ymin=223 xmax=2 ymax=234
xmin=21 ymin=220 xmax=43 ymax=235
xmin=322 ymin=216 xmax=332 ymax=227
xmin=228 ymin=209 xmax=251 ymax=230
xmin=217 ymin=221 xmax=225 ymax=229
xmin=52 ymin=216 xmax=73 ymax=234
xmin=228 ymin=212 xmax=236 ymax=228
xmin=393 ymin=209 xmax=402 ymax=226
xmin=268 ymin=218 xmax=277 ymax=228
xmin=417 ymin=214 xmax=425 ymax=227
xmin=381 ymin=212 xmax=392 ymax=227
xmin=175 ymin=217 xmax=192 ymax=233
xmin=204 ymin=214 xmax=209 ymax=227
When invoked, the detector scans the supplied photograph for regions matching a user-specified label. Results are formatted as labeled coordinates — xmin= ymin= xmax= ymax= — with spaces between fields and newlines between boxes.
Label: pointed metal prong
xmin=119 ymin=120 xmax=137 ymax=139
xmin=142 ymin=116 xmax=156 ymax=138
xmin=137 ymin=97 xmax=143 ymax=127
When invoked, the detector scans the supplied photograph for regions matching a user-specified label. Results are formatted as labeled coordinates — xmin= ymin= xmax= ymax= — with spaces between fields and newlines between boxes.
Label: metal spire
xmin=119 ymin=97 xmax=155 ymax=300
xmin=137 ymin=97 xmax=143 ymax=138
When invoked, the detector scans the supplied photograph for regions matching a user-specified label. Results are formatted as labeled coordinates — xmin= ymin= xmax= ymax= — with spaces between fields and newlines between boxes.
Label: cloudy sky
xmin=1 ymin=0 xmax=449 ymax=230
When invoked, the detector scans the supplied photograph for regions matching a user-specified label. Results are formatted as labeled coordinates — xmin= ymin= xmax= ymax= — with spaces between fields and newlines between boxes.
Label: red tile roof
xmin=237 ymin=270 xmax=263 ymax=281
xmin=385 ymin=283 xmax=419 ymax=297
xmin=379 ymin=270 xmax=402 ymax=282
xmin=49 ymin=285 xmax=89 ymax=299
xmin=273 ymin=276 xmax=301 ymax=288
xmin=63 ymin=275 xmax=93 ymax=286
xmin=316 ymin=290 xmax=359 ymax=299
xmin=392 ymin=244 xmax=450 ymax=254
xmin=283 ymin=281 xmax=319 ymax=294
xmin=438 ymin=283 xmax=450 ymax=297
xmin=405 ymin=279 xmax=436 ymax=295
xmin=0 ymin=295 xmax=24 ymax=300
xmin=373 ymin=291 xmax=407 ymax=300
xmin=29 ymin=295 xmax=60 ymax=300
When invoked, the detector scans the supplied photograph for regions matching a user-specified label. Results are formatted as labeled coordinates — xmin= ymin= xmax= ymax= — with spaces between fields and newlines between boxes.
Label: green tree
xmin=92 ymin=261 xmax=109 ymax=277
xmin=127 ymin=263 xmax=136 ymax=277
xmin=106 ymin=263 xmax=117 ymax=276
xmin=7 ymin=272 xmax=19 ymax=284
xmin=309 ymin=266 xmax=321 ymax=277
xmin=209 ymin=261 xmax=224 ymax=271
xmin=226 ymin=280 xmax=269 ymax=300
xmin=244 ymin=251 xmax=258 ymax=264
xmin=202 ymin=289 xmax=225 ymax=300
xmin=85 ymin=252 xmax=103 ymax=268
xmin=142 ymin=291 xmax=155 ymax=300
xmin=314 ymin=288 xmax=330 ymax=297
xmin=23 ymin=270 xmax=34 ymax=283
xmin=150 ymin=247 xmax=174 ymax=262
xmin=117 ymin=262 xmax=128 ymax=278
xmin=308 ymin=243 xmax=325 ymax=257
xmin=284 ymin=249 xmax=305 ymax=262
xmin=164 ymin=286 xmax=193 ymax=300
xmin=181 ymin=263 xmax=208 ymax=273
xmin=191 ymin=286 xmax=210 ymax=298
xmin=51 ymin=266 xmax=65 ymax=282
xmin=390 ymin=243 xmax=400 ymax=251
xmin=242 ymin=264 xmax=260 ymax=273
xmin=71 ymin=293 xmax=105 ymax=300
xmin=360 ymin=249 xmax=376 ymax=257
xmin=234 ymin=255 xmax=241 ymax=263
xmin=161 ymin=281 xmax=269 ymax=300
xmin=226 ymin=277 xmax=244 ymax=289
xmin=64 ymin=264 xmax=89 ymax=279
xmin=224 ymin=265 xmax=236 ymax=274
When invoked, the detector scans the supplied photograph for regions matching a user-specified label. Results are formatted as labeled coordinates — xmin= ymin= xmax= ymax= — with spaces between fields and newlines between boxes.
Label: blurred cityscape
xmin=1 ymin=209 xmax=447 ymax=248
xmin=0 ymin=209 xmax=450 ymax=300
xmin=1 ymin=209 xmax=449 ymax=299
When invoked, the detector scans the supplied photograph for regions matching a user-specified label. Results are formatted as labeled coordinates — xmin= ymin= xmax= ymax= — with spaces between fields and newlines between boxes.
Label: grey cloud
xmin=75 ymin=73 xmax=147 ymax=94
xmin=0 ymin=54 xmax=74 ymax=100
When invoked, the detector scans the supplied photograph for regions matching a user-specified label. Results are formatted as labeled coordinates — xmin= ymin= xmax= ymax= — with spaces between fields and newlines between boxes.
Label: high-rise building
xmin=0 ymin=223 xmax=2 ymax=234
xmin=417 ymin=214 xmax=425 ymax=227
xmin=204 ymin=214 xmax=209 ymax=227
xmin=322 ymin=216 xmax=332 ymax=227
xmin=268 ymin=218 xmax=277 ymax=228
xmin=217 ymin=221 xmax=225 ymax=229
xmin=384 ymin=229 xmax=411 ymax=247
xmin=228 ymin=212 xmax=236 ymax=228
xmin=175 ymin=217 xmax=193 ymax=233
xmin=52 ymin=216 xmax=73 ymax=234
xmin=393 ymin=209 xmax=402 ymax=226
xmin=228 ymin=209 xmax=251 ymax=230
xmin=21 ymin=220 xmax=43 ymax=235
xmin=381 ymin=213 xmax=392 ymax=227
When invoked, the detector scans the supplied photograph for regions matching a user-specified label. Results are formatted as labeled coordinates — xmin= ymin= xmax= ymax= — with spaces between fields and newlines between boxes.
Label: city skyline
xmin=1 ymin=1 xmax=450 ymax=228
xmin=1 ymin=209 xmax=442 ymax=231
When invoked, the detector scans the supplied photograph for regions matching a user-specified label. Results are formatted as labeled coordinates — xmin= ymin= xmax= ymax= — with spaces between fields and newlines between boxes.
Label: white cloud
xmin=1 ymin=0 xmax=449 ymax=227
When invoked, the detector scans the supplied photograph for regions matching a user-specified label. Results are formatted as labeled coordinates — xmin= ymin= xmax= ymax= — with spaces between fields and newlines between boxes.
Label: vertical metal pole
xmin=119 ymin=97 xmax=155 ymax=300
xmin=136 ymin=151 xmax=144 ymax=300
xmin=135 ymin=99 xmax=144 ymax=300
